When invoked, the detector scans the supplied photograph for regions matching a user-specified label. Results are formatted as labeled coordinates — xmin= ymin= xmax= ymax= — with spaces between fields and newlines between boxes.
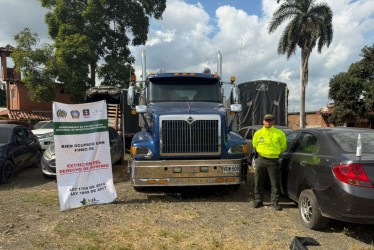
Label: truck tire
xmin=298 ymin=189 xmax=328 ymax=230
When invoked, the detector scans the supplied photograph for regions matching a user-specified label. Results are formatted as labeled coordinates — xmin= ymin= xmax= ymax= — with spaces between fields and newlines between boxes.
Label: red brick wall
xmin=8 ymin=82 xmax=71 ymax=111
xmin=288 ymin=112 xmax=336 ymax=130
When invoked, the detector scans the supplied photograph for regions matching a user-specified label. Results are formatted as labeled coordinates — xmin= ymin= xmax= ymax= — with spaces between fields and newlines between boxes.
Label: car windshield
xmin=0 ymin=127 xmax=13 ymax=143
xmin=148 ymin=77 xmax=221 ymax=102
xmin=331 ymin=132 xmax=374 ymax=153
xmin=34 ymin=121 xmax=53 ymax=129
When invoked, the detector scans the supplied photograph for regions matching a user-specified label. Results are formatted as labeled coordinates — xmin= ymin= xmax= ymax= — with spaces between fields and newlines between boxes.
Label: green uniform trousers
xmin=254 ymin=156 xmax=280 ymax=204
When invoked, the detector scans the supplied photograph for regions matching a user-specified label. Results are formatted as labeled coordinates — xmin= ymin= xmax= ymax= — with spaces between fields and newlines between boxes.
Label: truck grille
xmin=160 ymin=115 xmax=221 ymax=156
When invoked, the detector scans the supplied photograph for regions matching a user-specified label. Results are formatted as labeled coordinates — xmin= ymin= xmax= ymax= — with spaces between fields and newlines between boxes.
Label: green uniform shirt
xmin=252 ymin=126 xmax=287 ymax=158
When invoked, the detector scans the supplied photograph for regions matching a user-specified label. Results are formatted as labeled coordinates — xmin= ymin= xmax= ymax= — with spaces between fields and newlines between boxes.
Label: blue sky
xmin=1 ymin=0 xmax=374 ymax=112
xmin=186 ymin=0 xmax=263 ymax=16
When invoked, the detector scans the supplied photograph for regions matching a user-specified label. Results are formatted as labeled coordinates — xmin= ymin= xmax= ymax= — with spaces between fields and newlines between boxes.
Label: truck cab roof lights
xmin=230 ymin=76 xmax=236 ymax=83
xmin=148 ymin=73 xmax=221 ymax=79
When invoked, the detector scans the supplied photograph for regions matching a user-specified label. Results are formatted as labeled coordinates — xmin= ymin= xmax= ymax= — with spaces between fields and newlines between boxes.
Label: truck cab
xmin=127 ymin=53 xmax=247 ymax=191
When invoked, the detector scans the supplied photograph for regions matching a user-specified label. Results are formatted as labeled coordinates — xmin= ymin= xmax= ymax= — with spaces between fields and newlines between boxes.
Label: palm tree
xmin=268 ymin=0 xmax=333 ymax=128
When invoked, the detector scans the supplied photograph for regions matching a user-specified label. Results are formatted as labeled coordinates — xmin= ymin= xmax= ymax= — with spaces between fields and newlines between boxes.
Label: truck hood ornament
xmin=186 ymin=116 xmax=194 ymax=124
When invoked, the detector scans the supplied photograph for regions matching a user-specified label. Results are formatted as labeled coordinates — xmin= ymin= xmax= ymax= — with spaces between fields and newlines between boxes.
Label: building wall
xmin=7 ymin=82 xmax=71 ymax=111
xmin=288 ymin=112 xmax=336 ymax=130
xmin=1 ymin=47 xmax=71 ymax=113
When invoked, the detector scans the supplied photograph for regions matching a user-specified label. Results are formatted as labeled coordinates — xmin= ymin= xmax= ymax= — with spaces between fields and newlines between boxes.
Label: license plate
xmin=222 ymin=165 xmax=240 ymax=173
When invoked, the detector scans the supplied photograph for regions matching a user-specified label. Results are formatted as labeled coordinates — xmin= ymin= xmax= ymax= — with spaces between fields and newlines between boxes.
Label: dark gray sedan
xmin=280 ymin=127 xmax=374 ymax=230
xmin=42 ymin=127 xmax=124 ymax=178
xmin=0 ymin=124 xmax=42 ymax=183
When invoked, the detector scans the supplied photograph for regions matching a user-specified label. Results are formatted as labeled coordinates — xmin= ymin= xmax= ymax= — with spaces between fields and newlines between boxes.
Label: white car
xmin=32 ymin=121 xmax=54 ymax=150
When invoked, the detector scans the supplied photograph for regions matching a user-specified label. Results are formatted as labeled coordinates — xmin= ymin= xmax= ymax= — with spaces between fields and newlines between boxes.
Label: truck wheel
xmin=298 ymin=189 xmax=328 ymax=230
xmin=227 ymin=184 xmax=240 ymax=193
xmin=1 ymin=160 xmax=15 ymax=184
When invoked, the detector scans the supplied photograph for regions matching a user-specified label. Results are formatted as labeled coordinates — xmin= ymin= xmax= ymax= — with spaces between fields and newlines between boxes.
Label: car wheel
xmin=298 ymin=189 xmax=328 ymax=230
xmin=32 ymin=150 xmax=42 ymax=168
xmin=251 ymin=156 xmax=256 ymax=171
xmin=43 ymin=172 xmax=56 ymax=179
xmin=0 ymin=160 xmax=15 ymax=184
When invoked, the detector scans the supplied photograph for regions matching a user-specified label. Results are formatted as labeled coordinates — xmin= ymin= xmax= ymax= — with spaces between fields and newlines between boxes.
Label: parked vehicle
xmin=126 ymin=51 xmax=247 ymax=191
xmin=237 ymin=125 xmax=292 ymax=170
xmin=32 ymin=120 xmax=54 ymax=150
xmin=84 ymin=85 xmax=140 ymax=149
xmin=237 ymin=80 xmax=288 ymax=127
xmin=279 ymin=127 xmax=374 ymax=230
xmin=42 ymin=127 xmax=124 ymax=178
xmin=0 ymin=124 xmax=42 ymax=183
xmin=0 ymin=120 xmax=34 ymax=130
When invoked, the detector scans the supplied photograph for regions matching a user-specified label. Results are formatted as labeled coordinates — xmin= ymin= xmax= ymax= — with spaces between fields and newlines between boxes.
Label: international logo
xmin=56 ymin=109 xmax=67 ymax=118
xmin=71 ymin=110 xmax=80 ymax=119
xmin=83 ymin=109 xmax=90 ymax=118
xmin=186 ymin=116 xmax=195 ymax=125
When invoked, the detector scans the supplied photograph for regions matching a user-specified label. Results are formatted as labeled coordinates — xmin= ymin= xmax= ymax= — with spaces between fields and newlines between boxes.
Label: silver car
xmin=32 ymin=121 xmax=54 ymax=150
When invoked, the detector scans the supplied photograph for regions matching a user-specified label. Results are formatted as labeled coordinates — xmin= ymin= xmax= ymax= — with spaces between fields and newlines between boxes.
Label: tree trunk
xmin=300 ymin=48 xmax=310 ymax=128
xmin=90 ymin=62 xmax=96 ymax=86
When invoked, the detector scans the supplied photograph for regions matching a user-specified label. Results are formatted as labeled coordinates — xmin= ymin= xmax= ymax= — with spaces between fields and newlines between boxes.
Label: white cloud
xmin=1 ymin=0 xmax=374 ymax=112
xmin=0 ymin=0 xmax=49 ymax=46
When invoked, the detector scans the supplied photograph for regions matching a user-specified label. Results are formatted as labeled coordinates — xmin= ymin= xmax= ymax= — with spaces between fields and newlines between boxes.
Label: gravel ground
xmin=0 ymin=161 xmax=374 ymax=249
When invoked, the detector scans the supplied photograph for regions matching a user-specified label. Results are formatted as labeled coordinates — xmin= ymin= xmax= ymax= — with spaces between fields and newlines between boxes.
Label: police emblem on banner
xmin=71 ymin=110 xmax=80 ymax=119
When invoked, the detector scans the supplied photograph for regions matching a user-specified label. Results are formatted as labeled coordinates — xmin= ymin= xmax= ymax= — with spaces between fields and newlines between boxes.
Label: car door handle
xmin=300 ymin=161 xmax=307 ymax=167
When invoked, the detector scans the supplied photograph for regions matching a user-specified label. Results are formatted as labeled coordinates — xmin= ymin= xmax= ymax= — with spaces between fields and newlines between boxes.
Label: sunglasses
xmin=265 ymin=119 xmax=274 ymax=122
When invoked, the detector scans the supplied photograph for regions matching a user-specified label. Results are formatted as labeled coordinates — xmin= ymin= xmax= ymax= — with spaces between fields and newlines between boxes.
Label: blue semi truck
xmin=126 ymin=51 xmax=248 ymax=191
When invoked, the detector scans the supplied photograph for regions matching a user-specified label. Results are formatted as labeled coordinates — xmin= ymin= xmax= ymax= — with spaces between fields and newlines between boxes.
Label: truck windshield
xmin=148 ymin=77 xmax=221 ymax=102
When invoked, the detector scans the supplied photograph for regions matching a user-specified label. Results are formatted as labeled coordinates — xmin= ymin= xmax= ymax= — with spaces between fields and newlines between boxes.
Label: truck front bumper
xmin=131 ymin=158 xmax=247 ymax=187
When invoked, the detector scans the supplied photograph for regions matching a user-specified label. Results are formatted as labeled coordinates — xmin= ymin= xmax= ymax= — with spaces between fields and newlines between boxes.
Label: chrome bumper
xmin=131 ymin=158 xmax=247 ymax=186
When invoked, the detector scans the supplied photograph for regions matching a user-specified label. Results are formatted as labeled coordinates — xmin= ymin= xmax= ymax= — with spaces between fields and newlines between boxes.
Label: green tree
xmin=12 ymin=0 xmax=166 ymax=103
xmin=12 ymin=28 xmax=58 ymax=103
xmin=268 ymin=0 xmax=333 ymax=128
xmin=329 ymin=44 xmax=374 ymax=124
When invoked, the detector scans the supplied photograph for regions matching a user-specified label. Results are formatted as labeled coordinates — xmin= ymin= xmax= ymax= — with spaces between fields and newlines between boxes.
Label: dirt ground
xmin=1 ymin=161 xmax=374 ymax=250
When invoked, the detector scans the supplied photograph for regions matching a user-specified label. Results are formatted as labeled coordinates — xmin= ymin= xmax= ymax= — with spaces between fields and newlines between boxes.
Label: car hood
xmin=32 ymin=129 xmax=54 ymax=135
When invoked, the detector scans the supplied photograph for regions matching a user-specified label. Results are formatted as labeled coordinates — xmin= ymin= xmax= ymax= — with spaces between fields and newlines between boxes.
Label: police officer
xmin=252 ymin=114 xmax=287 ymax=211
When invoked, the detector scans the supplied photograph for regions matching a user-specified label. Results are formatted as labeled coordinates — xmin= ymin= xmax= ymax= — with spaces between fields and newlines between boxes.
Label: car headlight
xmin=43 ymin=148 xmax=53 ymax=160
xmin=131 ymin=146 xmax=152 ymax=156
xmin=228 ymin=144 xmax=248 ymax=154
xmin=38 ymin=134 xmax=47 ymax=139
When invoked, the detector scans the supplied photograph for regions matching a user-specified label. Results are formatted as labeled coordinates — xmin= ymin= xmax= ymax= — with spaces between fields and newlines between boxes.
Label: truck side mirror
xmin=136 ymin=105 xmax=147 ymax=113
xmin=127 ymin=86 xmax=135 ymax=106
xmin=231 ymin=86 xmax=240 ymax=104
xmin=230 ymin=104 xmax=242 ymax=112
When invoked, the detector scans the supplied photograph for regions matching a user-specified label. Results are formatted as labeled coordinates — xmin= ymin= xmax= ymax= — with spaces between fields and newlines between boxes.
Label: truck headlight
xmin=131 ymin=146 xmax=152 ymax=156
xmin=228 ymin=144 xmax=248 ymax=154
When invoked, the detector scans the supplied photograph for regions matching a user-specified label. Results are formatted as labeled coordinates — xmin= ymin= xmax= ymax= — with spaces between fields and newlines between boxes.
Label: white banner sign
xmin=53 ymin=101 xmax=117 ymax=211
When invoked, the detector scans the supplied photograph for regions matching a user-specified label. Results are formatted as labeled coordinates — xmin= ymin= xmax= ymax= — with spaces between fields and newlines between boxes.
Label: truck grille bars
xmin=160 ymin=115 xmax=221 ymax=156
